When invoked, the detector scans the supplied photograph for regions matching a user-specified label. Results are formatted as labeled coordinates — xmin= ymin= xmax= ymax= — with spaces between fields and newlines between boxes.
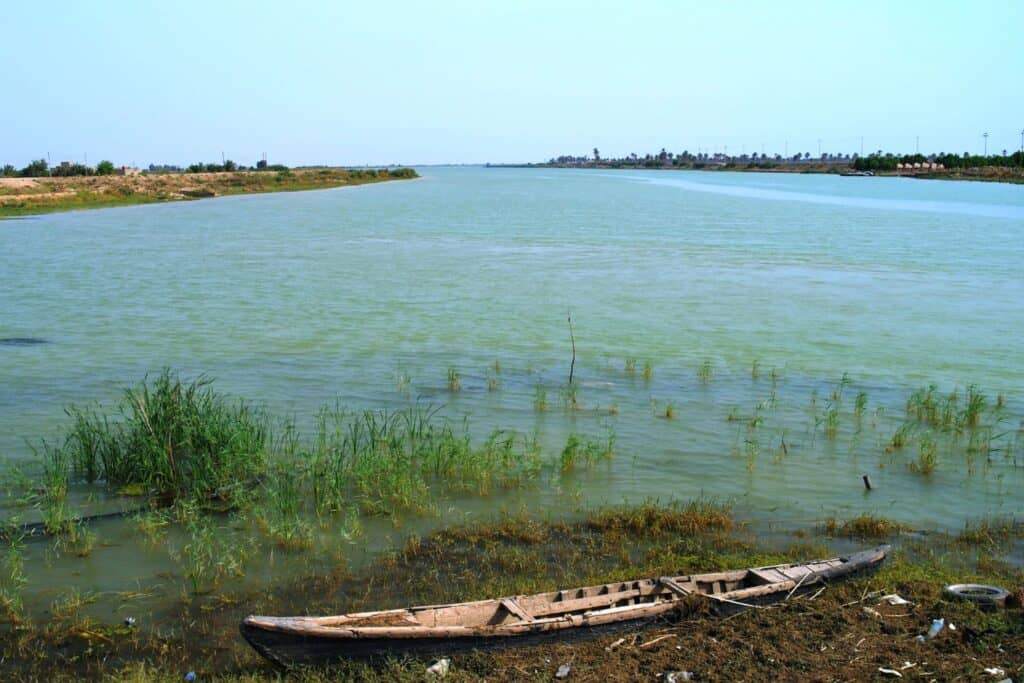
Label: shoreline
xmin=492 ymin=163 xmax=1024 ymax=185
xmin=0 ymin=167 xmax=418 ymax=218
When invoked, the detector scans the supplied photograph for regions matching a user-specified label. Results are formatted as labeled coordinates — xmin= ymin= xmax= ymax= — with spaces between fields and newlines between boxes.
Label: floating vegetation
xmin=624 ymin=358 xmax=636 ymax=374
xmin=642 ymin=360 xmax=653 ymax=382
xmin=663 ymin=402 xmax=676 ymax=419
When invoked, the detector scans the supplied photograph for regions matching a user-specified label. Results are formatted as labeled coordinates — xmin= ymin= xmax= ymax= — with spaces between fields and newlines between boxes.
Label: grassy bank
xmin=0 ymin=167 xmax=417 ymax=218
xmin=0 ymin=370 xmax=1021 ymax=678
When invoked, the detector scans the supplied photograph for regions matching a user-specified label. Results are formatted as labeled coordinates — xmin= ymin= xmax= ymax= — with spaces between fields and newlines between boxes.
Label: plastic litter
xmin=426 ymin=658 xmax=450 ymax=677
xmin=863 ymin=606 xmax=882 ymax=618
xmin=927 ymin=618 xmax=945 ymax=639
xmin=555 ymin=664 xmax=571 ymax=679
xmin=124 ymin=616 xmax=136 ymax=627
xmin=878 ymin=668 xmax=903 ymax=678
xmin=879 ymin=594 xmax=912 ymax=606
xmin=914 ymin=635 xmax=926 ymax=643
xmin=184 ymin=673 xmax=196 ymax=682
xmin=984 ymin=668 xmax=1006 ymax=677
xmin=666 ymin=673 xmax=695 ymax=682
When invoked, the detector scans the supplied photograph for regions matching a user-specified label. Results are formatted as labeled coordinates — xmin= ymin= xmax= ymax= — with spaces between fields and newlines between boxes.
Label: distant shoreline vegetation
xmin=0 ymin=164 xmax=418 ymax=218
xmin=506 ymin=147 xmax=1024 ymax=184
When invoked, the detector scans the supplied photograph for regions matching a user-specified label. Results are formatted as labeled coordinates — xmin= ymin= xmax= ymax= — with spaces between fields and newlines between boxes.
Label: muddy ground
xmin=2 ymin=505 xmax=1021 ymax=681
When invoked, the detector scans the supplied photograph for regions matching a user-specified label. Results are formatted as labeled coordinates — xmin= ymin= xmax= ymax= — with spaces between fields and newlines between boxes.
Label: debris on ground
xmin=665 ymin=671 xmax=695 ymax=682
xmin=555 ymin=663 xmax=571 ymax=678
xmin=878 ymin=667 xmax=903 ymax=677
xmin=878 ymin=594 xmax=913 ymax=606
xmin=426 ymin=658 xmax=450 ymax=676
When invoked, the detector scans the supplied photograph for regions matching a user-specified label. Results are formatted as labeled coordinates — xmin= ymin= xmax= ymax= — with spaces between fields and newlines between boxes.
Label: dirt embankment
xmin=0 ymin=168 xmax=417 ymax=216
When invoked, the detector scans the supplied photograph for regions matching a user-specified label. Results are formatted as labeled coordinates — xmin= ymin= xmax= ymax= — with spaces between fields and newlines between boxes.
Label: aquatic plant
xmin=886 ymin=422 xmax=914 ymax=452
xmin=446 ymin=367 xmax=462 ymax=392
xmin=854 ymin=391 xmax=868 ymax=418
xmin=36 ymin=444 xmax=71 ymax=537
xmin=624 ymin=358 xmax=637 ymax=374
xmin=697 ymin=359 xmax=712 ymax=384
xmin=909 ymin=434 xmax=938 ymax=475
xmin=822 ymin=515 xmax=909 ymax=540
xmin=642 ymin=361 xmax=653 ymax=382
xmin=0 ymin=529 xmax=27 ymax=620
xmin=664 ymin=402 xmax=676 ymax=419
xmin=751 ymin=359 xmax=760 ymax=380
xmin=55 ymin=369 xmax=268 ymax=504
xmin=560 ymin=431 xmax=614 ymax=473
xmin=533 ymin=384 xmax=547 ymax=412
xmin=559 ymin=382 xmax=581 ymax=410
xmin=822 ymin=400 xmax=840 ymax=440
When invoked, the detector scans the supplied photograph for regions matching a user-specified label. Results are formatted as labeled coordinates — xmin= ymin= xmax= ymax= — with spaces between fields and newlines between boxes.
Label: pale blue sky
xmin=2 ymin=1 xmax=1022 ymax=167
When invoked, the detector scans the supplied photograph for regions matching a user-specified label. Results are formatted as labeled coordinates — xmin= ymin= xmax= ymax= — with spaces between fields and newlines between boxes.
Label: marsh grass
xmin=958 ymin=516 xmax=1024 ymax=545
xmin=697 ymin=359 xmax=712 ymax=384
xmin=909 ymin=434 xmax=938 ymax=475
xmin=559 ymin=383 xmax=580 ymax=410
xmin=624 ymin=358 xmax=637 ymax=374
xmin=532 ymin=384 xmax=547 ymax=412
xmin=642 ymin=361 xmax=653 ymax=382
xmin=54 ymin=369 xmax=268 ymax=504
xmin=306 ymin=406 xmax=547 ymax=517
xmin=559 ymin=432 xmax=614 ymax=473
xmin=822 ymin=514 xmax=909 ymax=540
xmin=446 ymin=367 xmax=461 ymax=392
xmin=751 ymin=359 xmax=760 ymax=380
xmin=0 ymin=529 xmax=27 ymax=620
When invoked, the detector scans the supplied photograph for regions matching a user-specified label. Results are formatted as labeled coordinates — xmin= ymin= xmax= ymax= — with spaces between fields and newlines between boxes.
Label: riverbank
xmin=0 ymin=167 xmax=418 ymax=218
xmin=503 ymin=162 xmax=1024 ymax=185
xmin=2 ymin=504 xmax=1021 ymax=681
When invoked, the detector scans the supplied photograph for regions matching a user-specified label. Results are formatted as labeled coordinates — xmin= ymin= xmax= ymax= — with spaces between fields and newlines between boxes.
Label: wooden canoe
xmin=241 ymin=545 xmax=888 ymax=668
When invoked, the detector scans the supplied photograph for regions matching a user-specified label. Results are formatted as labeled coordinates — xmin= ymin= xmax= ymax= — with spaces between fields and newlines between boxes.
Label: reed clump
xmin=54 ymin=369 xmax=268 ymax=504
xmin=822 ymin=515 xmax=909 ymax=540
xmin=587 ymin=499 xmax=734 ymax=535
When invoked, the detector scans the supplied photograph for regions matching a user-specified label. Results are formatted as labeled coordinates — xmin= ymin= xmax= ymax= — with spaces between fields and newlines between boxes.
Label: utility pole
xmin=785 ymin=140 xmax=788 ymax=157
xmin=860 ymin=136 xmax=864 ymax=156
xmin=915 ymin=136 xmax=919 ymax=154
xmin=983 ymin=132 xmax=989 ymax=156
xmin=817 ymin=139 xmax=822 ymax=157
xmin=1020 ymin=128 xmax=1023 ymax=153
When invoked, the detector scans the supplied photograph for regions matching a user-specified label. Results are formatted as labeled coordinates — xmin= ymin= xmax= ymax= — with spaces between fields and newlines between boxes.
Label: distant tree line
xmin=550 ymin=148 xmax=853 ymax=169
xmin=853 ymin=151 xmax=1024 ymax=171
xmin=549 ymin=147 xmax=1024 ymax=172
xmin=1 ymin=159 xmax=116 ymax=178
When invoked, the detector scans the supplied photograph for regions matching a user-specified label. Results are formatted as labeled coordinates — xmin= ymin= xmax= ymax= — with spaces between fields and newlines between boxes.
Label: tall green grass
xmin=56 ymin=370 xmax=268 ymax=503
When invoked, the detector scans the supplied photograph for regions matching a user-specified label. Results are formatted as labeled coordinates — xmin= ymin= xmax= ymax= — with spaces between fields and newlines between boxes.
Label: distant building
xmin=121 ymin=166 xmax=142 ymax=176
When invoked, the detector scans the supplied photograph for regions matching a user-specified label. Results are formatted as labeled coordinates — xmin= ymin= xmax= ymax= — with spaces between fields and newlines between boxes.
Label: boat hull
xmin=241 ymin=545 xmax=888 ymax=669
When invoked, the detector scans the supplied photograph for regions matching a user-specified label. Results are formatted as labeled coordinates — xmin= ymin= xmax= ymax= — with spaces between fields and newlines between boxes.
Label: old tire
xmin=943 ymin=583 xmax=1009 ymax=606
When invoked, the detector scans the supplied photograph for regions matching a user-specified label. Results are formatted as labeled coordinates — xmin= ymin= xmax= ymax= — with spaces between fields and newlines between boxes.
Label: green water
xmin=1 ymin=168 xmax=1023 ymax=615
